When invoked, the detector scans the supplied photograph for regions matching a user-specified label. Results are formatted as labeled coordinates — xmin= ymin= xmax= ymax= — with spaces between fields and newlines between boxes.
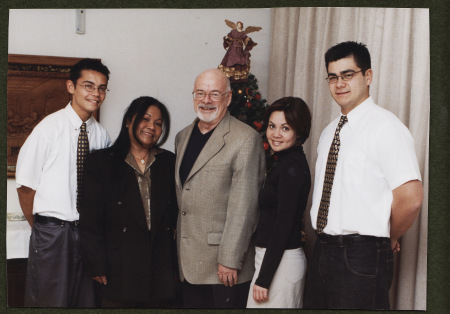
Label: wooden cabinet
xmin=7 ymin=258 xmax=27 ymax=307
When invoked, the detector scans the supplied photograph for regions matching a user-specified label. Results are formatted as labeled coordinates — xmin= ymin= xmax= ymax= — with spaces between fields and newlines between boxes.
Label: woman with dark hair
xmin=79 ymin=96 xmax=180 ymax=307
xmin=247 ymin=97 xmax=312 ymax=308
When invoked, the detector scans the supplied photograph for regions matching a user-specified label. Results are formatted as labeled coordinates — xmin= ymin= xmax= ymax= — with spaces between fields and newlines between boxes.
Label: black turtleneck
xmin=254 ymin=145 xmax=311 ymax=289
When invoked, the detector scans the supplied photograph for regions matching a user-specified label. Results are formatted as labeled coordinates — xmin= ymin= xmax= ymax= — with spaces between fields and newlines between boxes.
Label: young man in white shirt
xmin=304 ymin=41 xmax=423 ymax=310
xmin=16 ymin=58 xmax=111 ymax=307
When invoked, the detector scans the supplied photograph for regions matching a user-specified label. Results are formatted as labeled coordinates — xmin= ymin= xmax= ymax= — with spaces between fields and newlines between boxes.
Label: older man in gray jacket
xmin=175 ymin=69 xmax=265 ymax=308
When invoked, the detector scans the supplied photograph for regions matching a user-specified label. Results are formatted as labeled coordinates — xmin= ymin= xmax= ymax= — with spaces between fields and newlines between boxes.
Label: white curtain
xmin=268 ymin=7 xmax=429 ymax=310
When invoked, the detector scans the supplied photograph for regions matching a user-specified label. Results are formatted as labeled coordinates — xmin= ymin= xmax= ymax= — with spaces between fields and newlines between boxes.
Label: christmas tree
xmin=228 ymin=74 xmax=267 ymax=135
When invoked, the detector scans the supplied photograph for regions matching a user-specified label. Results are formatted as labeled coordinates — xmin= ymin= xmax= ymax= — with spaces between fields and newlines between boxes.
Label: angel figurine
xmin=218 ymin=20 xmax=262 ymax=82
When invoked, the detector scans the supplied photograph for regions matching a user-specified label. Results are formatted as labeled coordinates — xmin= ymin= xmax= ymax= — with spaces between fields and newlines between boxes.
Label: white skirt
xmin=246 ymin=246 xmax=306 ymax=308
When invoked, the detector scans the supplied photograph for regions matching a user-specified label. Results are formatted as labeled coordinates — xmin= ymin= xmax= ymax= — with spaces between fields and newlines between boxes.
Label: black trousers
xmin=303 ymin=235 xmax=393 ymax=310
xmin=182 ymin=280 xmax=251 ymax=308
xmin=24 ymin=215 xmax=96 ymax=307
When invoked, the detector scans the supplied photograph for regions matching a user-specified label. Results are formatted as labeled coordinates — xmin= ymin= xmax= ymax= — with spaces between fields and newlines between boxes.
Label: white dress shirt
xmin=310 ymin=97 xmax=421 ymax=237
xmin=16 ymin=103 xmax=111 ymax=221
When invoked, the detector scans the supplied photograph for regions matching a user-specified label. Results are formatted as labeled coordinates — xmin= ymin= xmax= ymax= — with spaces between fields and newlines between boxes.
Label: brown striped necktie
xmin=76 ymin=122 xmax=89 ymax=211
xmin=316 ymin=115 xmax=348 ymax=233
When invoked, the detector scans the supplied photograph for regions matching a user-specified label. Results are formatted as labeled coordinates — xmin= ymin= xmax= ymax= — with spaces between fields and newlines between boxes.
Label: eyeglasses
xmin=326 ymin=70 xmax=362 ymax=84
xmin=78 ymin=84 xmax=109 ymax=94
xmin=192 ymin=90 xmax=229 ymax=102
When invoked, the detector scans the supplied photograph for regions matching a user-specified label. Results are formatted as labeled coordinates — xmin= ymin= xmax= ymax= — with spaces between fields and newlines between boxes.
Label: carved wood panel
xmin=7 ymin=54 xmax=100 ymax=177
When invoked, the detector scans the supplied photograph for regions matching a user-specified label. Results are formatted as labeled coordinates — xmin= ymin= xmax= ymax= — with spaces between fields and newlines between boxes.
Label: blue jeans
xmin=303 ymin=236 xmax=394 ymax=310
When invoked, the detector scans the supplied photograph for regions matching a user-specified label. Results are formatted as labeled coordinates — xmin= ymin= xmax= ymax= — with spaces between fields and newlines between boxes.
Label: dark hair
xmin=70 ymin=58 xmax=110 ymax=85
xmin=111 ymin=96 xmax=171 ymax=159
xmin=263 ymin=97 xmax=311 ymax=145
xmin=325 ymin=41 xmax=371 ymax=74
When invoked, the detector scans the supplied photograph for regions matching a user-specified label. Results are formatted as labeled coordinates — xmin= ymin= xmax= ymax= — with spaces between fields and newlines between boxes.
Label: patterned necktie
xmin=76 ymin=122 xmax=89 ymax=211
xmin=316 ymin=115 xmax=348 ymax=233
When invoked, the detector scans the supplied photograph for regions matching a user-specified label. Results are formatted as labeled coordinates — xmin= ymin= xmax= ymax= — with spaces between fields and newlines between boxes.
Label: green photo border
xmin=1 ymin=1 xmax=448 ymax=313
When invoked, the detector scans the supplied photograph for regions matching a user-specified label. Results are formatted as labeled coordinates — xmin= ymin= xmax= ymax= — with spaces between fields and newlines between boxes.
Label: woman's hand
xmin=93 ymin=275 xmax=107 ymax=285
xmin=253 ymin=284 xmax=268 ymax=302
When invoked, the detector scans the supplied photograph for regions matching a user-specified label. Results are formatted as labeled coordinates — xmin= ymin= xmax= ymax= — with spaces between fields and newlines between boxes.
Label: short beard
xmin=196 ymin=104 xmax=218 ymax=123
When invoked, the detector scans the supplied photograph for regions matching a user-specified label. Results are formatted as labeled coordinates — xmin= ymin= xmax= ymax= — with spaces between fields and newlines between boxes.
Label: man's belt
xmin=35 ymin=213 xmax=79 ymax=227
xmin=316 ymin=232 xmax=389 ymax=245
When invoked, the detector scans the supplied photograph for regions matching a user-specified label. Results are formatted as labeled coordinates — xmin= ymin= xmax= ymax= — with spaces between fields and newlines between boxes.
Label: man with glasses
xmin=16 ymin=58 xmax=111 ymax=307
xmin=304 ymin=41 xmax=423 ymax=310
xmin=175 ymin=68 xmax=265 ymax=308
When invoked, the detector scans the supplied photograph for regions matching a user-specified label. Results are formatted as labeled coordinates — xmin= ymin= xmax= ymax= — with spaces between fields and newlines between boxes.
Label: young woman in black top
xmin=247 ymin=97 xmax=311 ymax=308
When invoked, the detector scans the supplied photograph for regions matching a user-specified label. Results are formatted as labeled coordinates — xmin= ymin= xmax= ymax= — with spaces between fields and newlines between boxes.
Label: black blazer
xmin=79 ymin=147 xmax=179 ymax=303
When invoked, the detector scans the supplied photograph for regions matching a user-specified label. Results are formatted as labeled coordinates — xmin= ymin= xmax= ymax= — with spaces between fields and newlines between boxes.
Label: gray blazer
xmin=175 ymin=112 xmax=265 ymax=284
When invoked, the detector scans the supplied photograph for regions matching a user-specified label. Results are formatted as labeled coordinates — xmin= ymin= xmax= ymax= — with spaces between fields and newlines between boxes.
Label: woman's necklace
xmin=130 ymin=150 xmax=150 ymax=165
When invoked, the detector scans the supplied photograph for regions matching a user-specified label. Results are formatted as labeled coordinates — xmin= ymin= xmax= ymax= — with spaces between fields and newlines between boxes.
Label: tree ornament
xmin=218 ymin=20 xmax=262 ymax=83
xmin=253 ymin=121 xmax=262 ymax=131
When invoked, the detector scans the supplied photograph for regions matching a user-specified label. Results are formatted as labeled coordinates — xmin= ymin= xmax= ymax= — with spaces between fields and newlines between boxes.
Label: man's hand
xmin=391 ymin=239 xmax=400 ymax=253
xmin=253 ymin=284 xmax=268 ymax=302
xmin=217 ymin=264 xmax=238 ymax=286
xmin=391 ymin=238 xmax=401 ymax=253
xmin=93 ymin=275 xmax=107 ymax=285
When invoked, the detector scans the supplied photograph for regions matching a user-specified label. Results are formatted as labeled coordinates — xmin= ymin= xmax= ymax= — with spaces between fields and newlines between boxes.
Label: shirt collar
xmin=343 ymin=96 xmax=374 ymax=128
xmin=126 ymin=147 xmax=162 ymax=174
xmin=65 ymin=102 xmax=93 ymax=130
